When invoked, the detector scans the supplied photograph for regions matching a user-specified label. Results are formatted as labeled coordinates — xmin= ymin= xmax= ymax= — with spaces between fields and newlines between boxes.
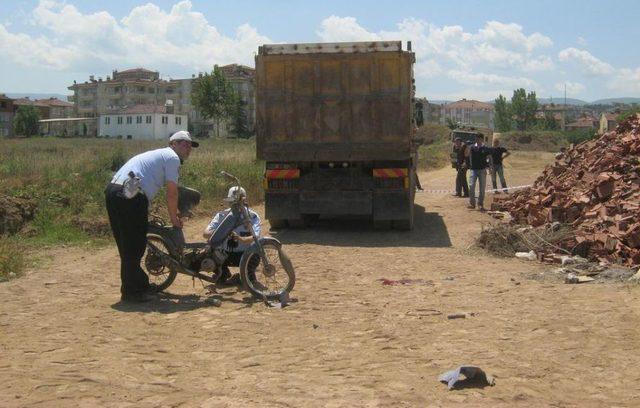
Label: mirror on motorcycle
xmin=219 ymin=171 xmax=240 ymax=185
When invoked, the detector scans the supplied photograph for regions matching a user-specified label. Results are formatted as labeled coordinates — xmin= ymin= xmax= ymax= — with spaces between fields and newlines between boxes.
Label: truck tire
xmin=373 ymin=220 xmax=392 ymax=230
xmin=268 ymin=219 xmax=287 ymax=230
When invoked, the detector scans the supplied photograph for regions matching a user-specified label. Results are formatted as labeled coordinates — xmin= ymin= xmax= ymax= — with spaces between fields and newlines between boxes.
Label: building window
xmin=126 ymin=116 xmax=132 ymax=124
xmin=146 ymin=115 xmax=152 ymax=124
xmin=175 ymin=117 xmax=181 ymax=125
xmin=162 ymin=116 xmax=168 ymax=124
xmin=137 ymin=86 xmax=145 ymax=92
xmin=114 ymin=87 xmax=121 ymax=94
xmin=166 ymin=88 xmax=174 ymax=94
xmin=136 ymin=116 xmax=142 ymax=124
xmin=148 ymin=87 xmax=154 ymax=94
xmin=117 ymin=116 xmax=123 ymax=124
xmin=104 ymin=117 xmax=111 ymax=125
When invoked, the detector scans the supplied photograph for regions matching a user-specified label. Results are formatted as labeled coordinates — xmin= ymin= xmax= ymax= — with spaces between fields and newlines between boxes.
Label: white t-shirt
xmin=112 ymin=147 xmax=180 ymax=201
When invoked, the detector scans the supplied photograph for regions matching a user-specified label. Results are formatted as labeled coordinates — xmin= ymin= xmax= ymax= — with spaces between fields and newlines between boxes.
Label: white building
xmin=98 ymin=104 xmax=188 ymax=140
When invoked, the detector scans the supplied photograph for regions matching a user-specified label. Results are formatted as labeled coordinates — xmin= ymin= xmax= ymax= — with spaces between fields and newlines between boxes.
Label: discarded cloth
xmin=438 ymin=365 xmax=495 ymax=390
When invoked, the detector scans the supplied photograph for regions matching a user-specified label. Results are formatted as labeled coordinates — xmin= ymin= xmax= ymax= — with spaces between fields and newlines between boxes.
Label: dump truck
xmin=255 ymin=41 xmax=418 ymax=229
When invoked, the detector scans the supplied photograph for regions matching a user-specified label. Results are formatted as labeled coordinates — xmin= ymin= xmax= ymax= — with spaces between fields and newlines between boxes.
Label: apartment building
xmin=440 ymin=99 xmax=494 ymax=129
xmin=69 ymin=65 xmax=256 ymax=137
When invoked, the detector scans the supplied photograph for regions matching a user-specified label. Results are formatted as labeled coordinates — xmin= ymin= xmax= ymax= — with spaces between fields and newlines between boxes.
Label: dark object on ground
xmin=379 ymin=278 xmax=433 ymax=286
xmin=439 ymin=365 xmax=496 ymax=390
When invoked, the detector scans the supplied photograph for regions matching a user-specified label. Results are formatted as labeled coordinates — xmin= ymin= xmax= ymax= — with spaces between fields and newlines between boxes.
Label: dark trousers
xmin=105 ymin=184 xmax=150 ymax=296
xmin=455 ymin=166 xmax=469 ymax=196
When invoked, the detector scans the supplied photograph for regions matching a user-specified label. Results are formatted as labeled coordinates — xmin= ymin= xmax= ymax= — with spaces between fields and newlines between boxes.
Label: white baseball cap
xmin=169 ymin=130 xmax=199 ymax=147
xmin=224 ymin=186 xmax=246 ymax=203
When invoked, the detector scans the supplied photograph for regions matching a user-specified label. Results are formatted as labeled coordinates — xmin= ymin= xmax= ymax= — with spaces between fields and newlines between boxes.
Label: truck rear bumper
xmin=265 ymin=190 xmax=411 ymax=220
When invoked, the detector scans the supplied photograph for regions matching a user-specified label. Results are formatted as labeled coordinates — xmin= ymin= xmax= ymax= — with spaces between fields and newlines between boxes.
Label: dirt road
xmin=2 ymin=152 xmax=640 ymax=407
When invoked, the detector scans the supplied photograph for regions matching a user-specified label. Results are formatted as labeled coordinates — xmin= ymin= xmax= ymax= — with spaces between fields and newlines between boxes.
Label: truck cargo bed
xmin=256 ymin=41 xmax=415 ymax=162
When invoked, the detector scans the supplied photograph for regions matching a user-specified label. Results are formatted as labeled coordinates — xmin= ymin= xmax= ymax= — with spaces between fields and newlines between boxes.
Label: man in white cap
xmin=105 ymin=130 xmax=198 ymax=302
xmin=203 ymin=186 xmax=261 ymax=286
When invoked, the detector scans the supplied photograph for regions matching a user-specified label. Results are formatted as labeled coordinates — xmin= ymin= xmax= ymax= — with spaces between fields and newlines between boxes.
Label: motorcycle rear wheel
xmin=239 ymin=240 xmax=295 ymax=300
xmin=144 ymin=235 xmax=178 ymax=292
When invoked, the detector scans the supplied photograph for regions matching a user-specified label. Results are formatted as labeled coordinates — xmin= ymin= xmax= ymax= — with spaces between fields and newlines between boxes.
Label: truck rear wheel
xmin=268 ymin=219 xmax=287 ymax=230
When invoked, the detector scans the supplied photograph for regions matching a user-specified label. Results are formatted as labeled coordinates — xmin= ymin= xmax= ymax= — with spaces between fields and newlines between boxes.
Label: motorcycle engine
xmin=200 ymin=258 xmax=217 ymax=272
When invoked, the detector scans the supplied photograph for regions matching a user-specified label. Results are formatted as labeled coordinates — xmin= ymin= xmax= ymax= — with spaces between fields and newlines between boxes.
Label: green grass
xmin=0 ymin=137 xmax=264 ymax=277
xmin=0 ymin=237 xmax=26 ymax=281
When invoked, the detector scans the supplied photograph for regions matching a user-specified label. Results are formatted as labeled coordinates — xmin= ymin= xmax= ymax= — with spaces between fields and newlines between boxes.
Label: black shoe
xmin=462 ymin=194 xmax=469 ymax=197
xmin=121 ymin=292 xmax=156 ymax=303
xmin=452 ymin=193 xmax=461 ymax=197
xmin=147 ymin=283 xmax=159 ymax=293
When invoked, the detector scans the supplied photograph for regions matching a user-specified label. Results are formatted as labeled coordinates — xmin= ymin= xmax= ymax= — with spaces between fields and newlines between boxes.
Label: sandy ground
xmin=2 ymin=152 xmax=640 ymax=407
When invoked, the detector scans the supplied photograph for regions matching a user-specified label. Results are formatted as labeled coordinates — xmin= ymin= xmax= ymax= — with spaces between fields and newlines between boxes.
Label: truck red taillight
xmin=373 ymin=168 xmax=409 ymax=189
xmin=264 ymin=169 xmax=300 ymax=190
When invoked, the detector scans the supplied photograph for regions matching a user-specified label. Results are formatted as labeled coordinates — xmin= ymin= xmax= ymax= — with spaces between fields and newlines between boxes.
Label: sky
xmin=1 ymin=0 xmax=639 ymax=102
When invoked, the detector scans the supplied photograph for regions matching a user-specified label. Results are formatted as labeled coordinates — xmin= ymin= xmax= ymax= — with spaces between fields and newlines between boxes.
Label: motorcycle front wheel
xmin=239 ymin=239 xmax=295 ymax=300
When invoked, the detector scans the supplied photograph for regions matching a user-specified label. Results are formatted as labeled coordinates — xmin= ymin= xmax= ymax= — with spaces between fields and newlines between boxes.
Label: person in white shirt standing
xmin=105 ymin=131 xmax=198 ymax=302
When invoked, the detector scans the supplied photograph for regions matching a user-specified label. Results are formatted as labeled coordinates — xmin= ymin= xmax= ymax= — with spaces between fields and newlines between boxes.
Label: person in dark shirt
xmin=452 ymin=138 xmax=469 ymax=197
xmin=490 ymin=139 xmax=510 ymax=193
xmin=464 ymin=133 xmax=493 ymax=210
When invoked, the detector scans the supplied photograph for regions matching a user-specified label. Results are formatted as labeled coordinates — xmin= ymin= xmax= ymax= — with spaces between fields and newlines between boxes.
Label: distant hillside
xmin=538 ymin=97 xmax=588 ymax=106
xmin=590 ymin=97 xmax=640 ymax=105
xmin=5 ymin=93 xmax=71 ymax=101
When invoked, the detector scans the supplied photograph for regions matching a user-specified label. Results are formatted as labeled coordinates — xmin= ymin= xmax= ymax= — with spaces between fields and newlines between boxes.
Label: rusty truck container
xmin=256 ymin=41 xmax=417 ymax=229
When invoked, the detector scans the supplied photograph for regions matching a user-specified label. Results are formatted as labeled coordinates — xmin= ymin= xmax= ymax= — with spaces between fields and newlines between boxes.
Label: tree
xmin=510 ymin=88 xmax=538 ymax=131
xmin=494 ymin=94 xmax=512 ymax=132
xmin=542 ymin=111 xmax=559 ymax=130
xmin=191 ymin=65 xmax=237 ymax=137
xmin=230 ymin=95 xmax=250 ymax=138
xmin=13 ymin=105 xmax=40 ymax=137
xmin=445 ymin=117 xmax=458 ymax=130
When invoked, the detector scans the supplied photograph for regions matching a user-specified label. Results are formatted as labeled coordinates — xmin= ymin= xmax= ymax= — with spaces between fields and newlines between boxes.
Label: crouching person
xmin=203 ymin=186 xmax=261 ymax=285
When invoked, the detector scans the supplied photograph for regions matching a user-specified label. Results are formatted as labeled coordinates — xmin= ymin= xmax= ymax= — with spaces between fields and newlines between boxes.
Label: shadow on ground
xmin=272 ymin=205 xmax=452 ymax=248
xmin=110 ymin=290 xmax=259 ymax=313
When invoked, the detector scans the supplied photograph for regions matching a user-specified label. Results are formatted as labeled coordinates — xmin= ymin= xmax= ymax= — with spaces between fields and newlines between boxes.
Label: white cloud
xmin=0 ymin=0 xmax=271 ymax=76
xmin=558 ymin=47 xmax=614 ymax=75
xmin=555 ymin=81 xmax=586 ymax=95
xmin=577 ymin=36 xmax=587 ymax=46
xmin=449 ymin=70 xmax=537 ymax=88
xmin=317 ymin=16 xmax=547 ymax=94
xmin=317 ymin=16 xmax=381 ymax=42
xmin=608 ymin=68 xmax=640 ymax=94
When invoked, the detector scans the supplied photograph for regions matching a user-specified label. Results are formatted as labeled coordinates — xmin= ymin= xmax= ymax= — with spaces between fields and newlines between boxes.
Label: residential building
xmin=98 ymin=104 xmax=188 ymax=140
xmin=566 ymin=116 xmax=598 ymax=131
xmin=69 ymin=65 xmax=256 ymax=138
xmin=440 ymin=99 xmax=494 ymax=129
xmin=0 ymin=94 xmax=14 ymax=137
xmin=599 ymin=112 xmax=618 ymax=134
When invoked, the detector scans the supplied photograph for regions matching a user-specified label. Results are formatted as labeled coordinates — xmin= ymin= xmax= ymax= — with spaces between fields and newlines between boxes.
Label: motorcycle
xmin=143 ymin=171 xmax=295 ymax=300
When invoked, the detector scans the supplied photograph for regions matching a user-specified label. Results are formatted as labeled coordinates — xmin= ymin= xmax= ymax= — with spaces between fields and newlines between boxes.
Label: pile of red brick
xmin=492 ymin=114 xmax=640 ymax=266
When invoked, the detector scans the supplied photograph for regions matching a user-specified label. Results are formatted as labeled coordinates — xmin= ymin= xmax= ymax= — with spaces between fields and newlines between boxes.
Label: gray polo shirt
xmin=112 ymin=147 xmax=180 ymax=201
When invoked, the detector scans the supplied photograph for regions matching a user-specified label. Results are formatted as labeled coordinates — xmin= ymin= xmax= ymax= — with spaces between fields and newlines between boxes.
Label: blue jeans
xmin=469 ymin=169 xmax=487 ymax=208
xmin=491 ymin=165 xmax=508 ymax=192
